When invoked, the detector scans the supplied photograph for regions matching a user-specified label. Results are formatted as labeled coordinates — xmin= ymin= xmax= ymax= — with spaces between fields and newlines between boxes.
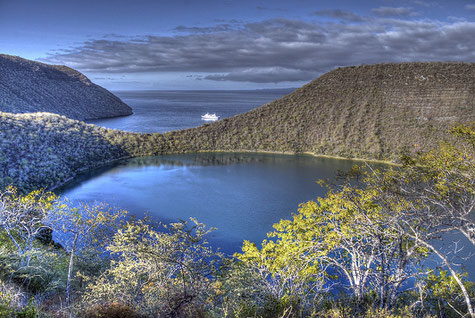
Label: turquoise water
xmin=59 ymin=153 xmax=360 ymax=255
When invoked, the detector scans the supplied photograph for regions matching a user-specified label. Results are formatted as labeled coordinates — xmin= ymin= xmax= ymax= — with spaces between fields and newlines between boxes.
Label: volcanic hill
xmin=0 ymin=54 xmax=132 ymax=120
xmin=173 ymin=62 xmax=475 ymax=160
xmin=1 ymin=61 xmax=474 ymax=191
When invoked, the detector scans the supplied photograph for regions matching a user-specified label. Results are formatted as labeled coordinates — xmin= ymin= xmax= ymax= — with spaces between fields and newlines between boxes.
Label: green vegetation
xmin=83 ymin=218 xmax=222 ymax=317
xmin=0 ymin=124 xmax=473 ymax=317
xmin=0 ymin=112 xmax=144 ymax=192
xmin=2 ymin=62 xmax=475 ymax=193
xmin=238 ymin=124 xmax=475 ymax=317
xmin=0 ymin=61 xmax=474 ymax=316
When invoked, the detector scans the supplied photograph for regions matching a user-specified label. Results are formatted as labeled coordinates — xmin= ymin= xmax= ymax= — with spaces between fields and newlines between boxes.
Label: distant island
xmin=0 ymin=54 xmax=132 ymax=120
xmin=1 ymin=59 xmax=475 ymax=191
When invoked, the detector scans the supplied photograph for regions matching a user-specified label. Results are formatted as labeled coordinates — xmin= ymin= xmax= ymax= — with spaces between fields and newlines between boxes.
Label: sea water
xmin=88 ymin=89 xmax=294 ymax=133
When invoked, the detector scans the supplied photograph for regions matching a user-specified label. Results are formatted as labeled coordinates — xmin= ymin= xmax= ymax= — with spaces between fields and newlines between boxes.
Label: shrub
xmin=84 ymin=302 xmax=141 ymax=318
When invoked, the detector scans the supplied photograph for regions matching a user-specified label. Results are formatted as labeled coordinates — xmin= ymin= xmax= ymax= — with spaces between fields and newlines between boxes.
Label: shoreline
xmin=190 ymin=149 xmax=398 ymax=165
xmin=302 ymin=151 xmax=398 ymax=166
xmin=51 ymin=148 xmax=397 ymax=192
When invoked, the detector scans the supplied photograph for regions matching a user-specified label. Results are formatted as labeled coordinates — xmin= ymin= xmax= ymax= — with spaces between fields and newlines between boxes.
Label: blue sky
xmin=1 ymin=0 xmax=475 ymax=90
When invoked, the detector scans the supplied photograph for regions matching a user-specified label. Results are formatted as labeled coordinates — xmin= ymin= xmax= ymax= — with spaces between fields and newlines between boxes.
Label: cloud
xmin=256 ymin=6 xmax=288 ymax=12
xmin=174 ymin=24 xmax=237 ymax=33
xmin=205 ymin=67 xmax=317 ymax=83
xmin=92 ymin=76 xmax=116 ymax=80
xmin=448 ymin=16 xmax=467 ymax=22
xmin=371 ymin=6 xmax=416 ymax=17
xmin=214 ymin=19 xmax=242 ymax=24
xmin=102 ymin=33 xmax=128 ymax=39
xmin=407 ymin=0 xmax=432 ymax=7
xmin=465 ymin=4 xmax=475 ymax=11
xmin=42 ymin=17 xmax=475 ymax=84
xmin=314 ymin=9 xmax=365 ymax=22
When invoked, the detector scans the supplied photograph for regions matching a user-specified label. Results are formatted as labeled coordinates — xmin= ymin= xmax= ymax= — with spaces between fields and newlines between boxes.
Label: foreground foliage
xmin=237 ymin=123 xmax=475 ymax=317
xmin=82 ymin=218 xmax=222 ymax=317
xmin=0 ymin=124 xmax=473 ymax=317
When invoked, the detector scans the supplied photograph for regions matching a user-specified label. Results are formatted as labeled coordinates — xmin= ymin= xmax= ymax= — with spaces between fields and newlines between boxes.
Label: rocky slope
xmin=0 ymin=54 xmax=132 ymax=120
xmin=1 ymin=62 xmax=474 ymax=191
xmin=172 ymin=62 xmax=475 ymax=161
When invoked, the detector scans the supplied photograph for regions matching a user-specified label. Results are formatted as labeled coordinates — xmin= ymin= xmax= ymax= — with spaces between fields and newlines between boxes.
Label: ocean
xmin=87 ymin=89 xmax=295 ymax=133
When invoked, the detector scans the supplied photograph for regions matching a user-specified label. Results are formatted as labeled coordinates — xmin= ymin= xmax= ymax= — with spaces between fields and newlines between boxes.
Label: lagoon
xmin=69 ymin=89 xmax=473 ymax=277
xmin=58 ymin=152 xmax=360 ymax=255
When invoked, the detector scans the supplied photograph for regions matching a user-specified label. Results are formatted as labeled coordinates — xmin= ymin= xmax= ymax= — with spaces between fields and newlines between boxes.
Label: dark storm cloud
xmin=314 ymin=9 xmax=366 ymax=22
xmin=371 ymin=7 xmax=416 ymax=17
xmin=42 ymin=17 xmax=475 ymax=83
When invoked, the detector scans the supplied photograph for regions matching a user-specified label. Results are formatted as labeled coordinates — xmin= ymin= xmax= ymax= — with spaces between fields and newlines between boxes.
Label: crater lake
xmin=60 ymin=89 xmax=474 ymax=278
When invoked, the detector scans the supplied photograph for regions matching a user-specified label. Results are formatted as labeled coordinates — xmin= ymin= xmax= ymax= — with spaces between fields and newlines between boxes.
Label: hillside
xmin=172 ymin=62 xmax=475 ymax=160
xmin=0 ymin=54 xmax=132 ymax=120
xmin=1 ymin=62 xmax=474 ymax=191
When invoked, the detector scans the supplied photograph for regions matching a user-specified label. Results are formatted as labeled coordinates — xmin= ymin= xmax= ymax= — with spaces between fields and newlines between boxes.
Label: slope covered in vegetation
xmin=0 ymin=54 xmax=132 ymax=120
xmin=1 ymin=62 xmax=475 ymax=192
xmin=0 ymin=61 xmax=474 ymax=317
xmin=174 ymin=62 xmax=475 ymax=160
xmin=0 ymin=112 xmax=153 ymax=191
xmin=0 ymin=125 xmax=473 ymax=317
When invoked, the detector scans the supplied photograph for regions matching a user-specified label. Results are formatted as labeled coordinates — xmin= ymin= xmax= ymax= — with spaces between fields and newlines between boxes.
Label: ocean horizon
xmin=88 ymin=88 xmax=295 ymax=133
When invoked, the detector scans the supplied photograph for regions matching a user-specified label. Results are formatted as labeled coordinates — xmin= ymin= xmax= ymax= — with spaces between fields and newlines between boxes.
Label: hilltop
xmin=0 ymin=54 xmax=132 ymax=120
xmin=173 ymin=62 xmax=475 ymax=160
xmin=0 ymin=62 xmax=474 ymax=191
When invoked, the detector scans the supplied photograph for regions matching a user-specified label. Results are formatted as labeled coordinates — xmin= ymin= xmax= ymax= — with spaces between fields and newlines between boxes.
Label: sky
xmin=1 ymin=0 xmax=475 ymax=90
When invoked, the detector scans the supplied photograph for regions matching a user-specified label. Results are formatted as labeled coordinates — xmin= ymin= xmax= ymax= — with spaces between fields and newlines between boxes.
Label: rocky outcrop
xmin=0 ymin=54 xmax=132 ymax=120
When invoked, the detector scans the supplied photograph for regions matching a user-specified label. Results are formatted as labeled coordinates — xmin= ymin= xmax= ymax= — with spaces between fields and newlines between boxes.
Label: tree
xmin=238 ymin=123 xmax=475 ymax=317
xmin=238 ymin=184 xmax=426 ymax=315
xmin=52 ymin=201 xmax=126 ymax=307
xmin=0 ymin=186 xmax=57 ymax=266
xmin=83 ymin=218 xmax=223 ymax=317
xmin=376 ymin=124 xmax=475 ymax=317
xmin=209 ymin=259 xmax=283 ymax=318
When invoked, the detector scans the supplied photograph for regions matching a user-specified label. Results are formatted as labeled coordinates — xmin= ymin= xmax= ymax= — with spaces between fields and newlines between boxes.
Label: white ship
xmin=201 ymin=113 xmax=219 ymax=121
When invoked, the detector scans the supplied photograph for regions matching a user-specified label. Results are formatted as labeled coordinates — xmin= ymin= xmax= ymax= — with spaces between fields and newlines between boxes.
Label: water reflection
xmin=59 ymin=153 xmax=360 ymax=255
xmin=58 ymin=152 xmax=474 ymax=279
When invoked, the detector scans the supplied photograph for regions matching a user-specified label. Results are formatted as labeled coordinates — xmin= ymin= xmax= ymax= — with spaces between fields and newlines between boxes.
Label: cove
xmin=58 ymin=152 xmax=361 ymax=255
